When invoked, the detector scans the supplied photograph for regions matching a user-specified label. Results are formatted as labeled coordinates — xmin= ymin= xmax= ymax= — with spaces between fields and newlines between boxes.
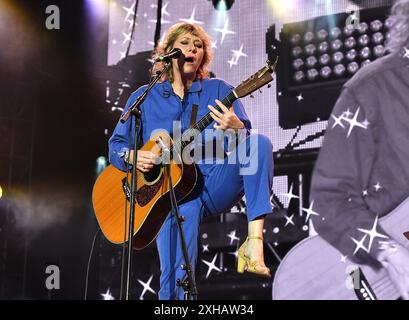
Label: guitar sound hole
xmin=143 ymin=164 xmax=162 ymax=183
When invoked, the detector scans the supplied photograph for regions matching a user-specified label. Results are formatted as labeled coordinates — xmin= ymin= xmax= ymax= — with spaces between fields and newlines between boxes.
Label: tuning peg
xmin=267 ymin=84 xmax=271 ymax=88
xmin=259 ymin=89 xmax=262 ymax=93
xmin=250 ymin=94 xmax=254 ymax=99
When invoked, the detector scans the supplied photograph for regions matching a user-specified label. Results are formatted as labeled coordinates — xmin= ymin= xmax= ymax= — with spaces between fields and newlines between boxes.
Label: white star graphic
xmin=161 ymin=2 xmax=170 ymax=17
xmin=232 ymin=43 xmax=247 ymax=61
xmin=201 ymin=254 xmax=222 ymax=279
xmin=211 ymin=40 xmax=218 ymax=49
xmin=284 ymin=214 xmax=295 ymax=227
xmin=331 ymin=114 xmax=345 ymax=129
xmin=296 ymin=93 xmax=304 ymax=102
xmin=148 ymin=2 xmax=172 ymax=24
xmin=342 ymin=109 xmax=353 ymax=118
xmin=351 ymin=234 xmax=369 ymax=255
xmin=111 ymin=106 xmax=124 ymax=112
xmin=374 ymin=182 xmax=382 ymax=192
xmin=340 ymin=255 xmax=348 ymax=263
xmin=202 ymin=244 xmax=209 ymax=253
xmin=302 ymin=201 xmax=320 ymax=223
xmin=214 ymin=19 xmax=236 ymax=44
xmin=125 ymin=17 xmax=137 ymax=30
xmin=344 ymin=107 xmax=367 ymax=138
xmin=122 ymin=2 xmax=135 ymax=22
xmin=357 ymin=215 xmax=388 ymax=252
xmin=227 ymin=57 xmax=237 ymax=68
xmin=362 ymin=189 xmax=368 ymax=197
xmin=280 ymin=184 xmax=299 ymax=202
xmin=100 ymin=288 xmax=115 ymax=300
xmin=227 ymin=249 xmax=239 ymax=260
xmin=403 ymin=47 xmax=409 ymax=59
xmin=362 ymin=118 xmax=370 ymax=128
xmin=137 ymin=275 xmax=156 ymax=300
xmin=179 ymin=7 xmax=204 ymax=25
xmin=227 ymin=230 xmax=240 ymax=245
xmin=122 ymin=31 xmax=132 ymax=45
xmin=119 ymin=50 xmax=127 ymax=59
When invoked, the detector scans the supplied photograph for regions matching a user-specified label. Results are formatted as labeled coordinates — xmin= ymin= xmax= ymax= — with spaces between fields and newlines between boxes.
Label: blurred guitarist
xmin=108 ymin=23 xmax=274 ymax=299
xmin=310 ymin=0 xmax=409 ymax=299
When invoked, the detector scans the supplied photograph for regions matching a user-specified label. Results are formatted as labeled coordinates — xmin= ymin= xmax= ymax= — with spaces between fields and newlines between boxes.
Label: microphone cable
xmin=84 ymin=227 xmax=101 ymax=300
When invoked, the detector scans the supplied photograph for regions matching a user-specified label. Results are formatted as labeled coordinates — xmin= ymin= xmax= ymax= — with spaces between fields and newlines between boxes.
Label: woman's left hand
xmin=208 ymin=99 xmax=245 ymax=131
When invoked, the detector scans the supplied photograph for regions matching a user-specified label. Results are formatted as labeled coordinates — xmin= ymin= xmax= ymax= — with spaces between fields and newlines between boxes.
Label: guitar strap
xmin=189 ymin=104 xmax=198 ymax=128
xmin=189 ymin=90 xmax=201 ymax=128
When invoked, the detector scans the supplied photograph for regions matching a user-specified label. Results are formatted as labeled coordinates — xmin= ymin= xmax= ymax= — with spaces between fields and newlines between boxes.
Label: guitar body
xmin=92 ymin=131 xmax=197 ymax=250
xmin=272 ymin=197 xmax=409 ymax=300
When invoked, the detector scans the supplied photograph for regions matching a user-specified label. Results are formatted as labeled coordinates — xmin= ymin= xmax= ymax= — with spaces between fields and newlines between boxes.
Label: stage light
xmin=357 ymin=22 xmax=369 ymax=34
xmin=346 ymin=49 xmax=357 ymax=61
xmin=96 ymin=156 xmax=107 ymax=175
xmin=372 ymin=32 xmax=384 ymax=44
xmin=304 ymin=44 xmax=317 ymax=55
xmin=318 ymin=41 xmax=329 ymax=53
xmin=330 ymin=27 xmax=342 ymax=39
xmin=317 ymin=29 xmax=328 ymax=41
xmin=343 ymin=24 xmax=355 ymax=36
xmin=293 ymin=58 xmax=304 ymax=70
xmin=332 ymin=52 xmax=344 ymax=64
xmin=319 ymin=54 xmax=330 ymax=66
xmin=211 ymin=0 xmax=235 ymax=11
xmin=270 ymin=5 xmax=391 ymax=128
xmin=304 ymin=31 xmax=314 ymax=43
xmin=307 ymin=69 xmax=319 ymax=81
xmin=347 ymin=62 xmax=360 ymax=74
xmin=293 ymin=71 xmax=305 ymax=83
xmin=358 ymin=34 xmax=370 ymax=47
xmin=361 ymin=59 xmax=372 ymax=68
xmin=370 ymin=19 xmax=383 ymax=32
xmin=360 ymin=46 xmax=371 ymax=59
xmin=334 ymin=64 xmax=346 ymax=76
xmin=306 ymin=56 xmax=318 ymax=68
xmin=344 ymin=37 xmax=356 ymax=49
xmin=0 ymin=185 xmax=3 ymax=199
xmin=373 ymin=44 xmax=385 ymax=57
xmin=292 ymin=46 xmax=303 ymax=57
xmin=291 ymin=34 xmax=301 ymax=45
xmin=320 ymin=66 xmax=332 ymax=79
xmin=331 ymin=39 xmax=343 ymax=51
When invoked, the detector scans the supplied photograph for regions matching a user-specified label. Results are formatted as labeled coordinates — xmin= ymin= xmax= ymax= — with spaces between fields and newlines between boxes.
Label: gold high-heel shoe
xmin=237 ymin=236 xmax=271 ymax=278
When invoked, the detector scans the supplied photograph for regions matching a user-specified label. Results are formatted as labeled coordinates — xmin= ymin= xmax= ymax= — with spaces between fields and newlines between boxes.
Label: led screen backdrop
xmin=107 ymin=0 xmax=392 ymax=152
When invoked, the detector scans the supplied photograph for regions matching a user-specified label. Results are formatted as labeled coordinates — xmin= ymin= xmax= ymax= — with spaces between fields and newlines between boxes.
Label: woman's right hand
xmin=126 ymin=150 xmax=157 ymax=172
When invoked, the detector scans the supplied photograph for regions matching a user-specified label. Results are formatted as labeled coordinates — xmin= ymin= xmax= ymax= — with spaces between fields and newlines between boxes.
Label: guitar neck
xmin=171 ymin=90 xmax=238 ymax=154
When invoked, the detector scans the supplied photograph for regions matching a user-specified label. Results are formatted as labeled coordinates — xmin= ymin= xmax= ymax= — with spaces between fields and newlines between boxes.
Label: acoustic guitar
xmin=272 ymin=196 xmax=409 ymax=300
xmin=92 ymin=59 xmax=278 ymax=250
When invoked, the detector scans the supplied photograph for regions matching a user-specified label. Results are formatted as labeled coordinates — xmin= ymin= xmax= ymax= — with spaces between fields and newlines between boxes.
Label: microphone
xmin=154 ymin=48 xmax=182 ymax=62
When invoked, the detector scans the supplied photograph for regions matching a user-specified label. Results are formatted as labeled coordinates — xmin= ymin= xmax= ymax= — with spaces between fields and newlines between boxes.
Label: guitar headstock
xmin=234 ymin=57 xmax=279 ymax=99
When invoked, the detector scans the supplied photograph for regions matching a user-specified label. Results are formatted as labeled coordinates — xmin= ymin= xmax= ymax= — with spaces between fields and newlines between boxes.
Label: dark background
xmin=0 ymin=0 xmax=111 ymax=299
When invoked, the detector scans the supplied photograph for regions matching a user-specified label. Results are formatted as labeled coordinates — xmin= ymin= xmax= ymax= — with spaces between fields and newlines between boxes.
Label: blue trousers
xmin=155 ymin=134 xmax=273 ymax=299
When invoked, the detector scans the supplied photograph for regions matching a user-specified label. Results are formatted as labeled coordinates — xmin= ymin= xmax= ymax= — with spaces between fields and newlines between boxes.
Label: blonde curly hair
xmin=153 ymin=23 xmax=213 ymax=83
xmin=386 ymin=0 xmax=409 ymax=53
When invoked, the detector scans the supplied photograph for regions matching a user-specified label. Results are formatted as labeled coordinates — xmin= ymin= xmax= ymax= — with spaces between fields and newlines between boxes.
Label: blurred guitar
xmin=272 ymin=196 xmax=409 ymax=300
xmin=92 ymin=59 xmax=278 ymax=250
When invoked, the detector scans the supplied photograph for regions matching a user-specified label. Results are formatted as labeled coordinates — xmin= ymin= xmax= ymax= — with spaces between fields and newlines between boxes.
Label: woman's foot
xmin=237 ymin=236 xmax=271 ymax=278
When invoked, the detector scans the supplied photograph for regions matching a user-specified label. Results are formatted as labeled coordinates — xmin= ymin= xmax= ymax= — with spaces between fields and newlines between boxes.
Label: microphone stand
xmin=158 ymin=143 xmax=198 ymax=300
xmin=119 ymin=61 xmax=171 ymax=300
